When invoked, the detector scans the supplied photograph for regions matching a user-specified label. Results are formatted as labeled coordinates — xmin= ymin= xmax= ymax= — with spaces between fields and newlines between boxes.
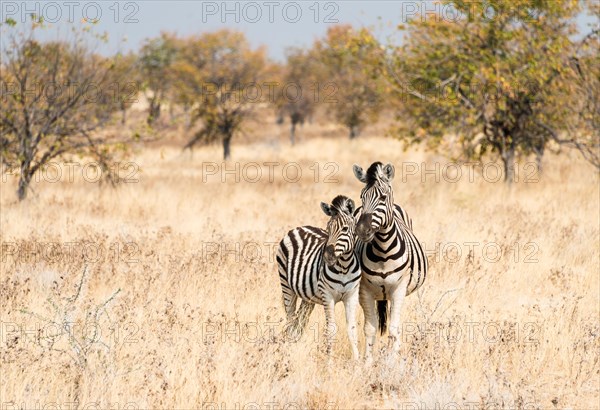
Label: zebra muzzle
xmin=357 ymin=214 xmax=375 ymax=241
xmin=324 ymin=245 xmax=337 ymax=266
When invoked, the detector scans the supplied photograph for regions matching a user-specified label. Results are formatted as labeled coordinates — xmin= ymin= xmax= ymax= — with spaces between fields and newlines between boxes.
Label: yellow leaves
xmin=385 ymin=0 xmax=590 ymax=163
xmin=416 ymin=127 xmax=427 ymax=139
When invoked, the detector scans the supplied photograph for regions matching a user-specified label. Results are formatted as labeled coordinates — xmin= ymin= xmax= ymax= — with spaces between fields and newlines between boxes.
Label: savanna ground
xmin=1 ymin=108 xmax=599 ymax=410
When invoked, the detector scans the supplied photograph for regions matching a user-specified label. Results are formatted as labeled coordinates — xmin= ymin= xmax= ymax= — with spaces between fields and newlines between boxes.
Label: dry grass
xmin=1 ymin=117 xmax=599 ymax=409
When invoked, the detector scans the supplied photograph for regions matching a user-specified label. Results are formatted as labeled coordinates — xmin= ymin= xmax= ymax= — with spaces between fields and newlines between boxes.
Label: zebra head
xmin=320 ymin=195 xmax=357 ymax=267
xmin=353 ymin=162 xmax=395 ymax=242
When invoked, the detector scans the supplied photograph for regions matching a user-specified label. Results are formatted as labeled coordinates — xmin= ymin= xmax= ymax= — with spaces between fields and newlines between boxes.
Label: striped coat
xmin=277 ymin=195 xmax=361 ymax=358
xmin=353 ymin=162 xmax=428 ymax=360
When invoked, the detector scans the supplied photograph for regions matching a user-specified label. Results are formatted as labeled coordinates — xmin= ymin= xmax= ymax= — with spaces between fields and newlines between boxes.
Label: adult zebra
xmin=277 ymin=195 xmax=361 ymax=359
xmin=353 ymin=162 xmax=428 ymax=361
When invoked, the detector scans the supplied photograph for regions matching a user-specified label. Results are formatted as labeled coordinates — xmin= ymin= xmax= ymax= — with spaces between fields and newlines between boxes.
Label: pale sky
xmin=1 ymin=1 xmax=597 ymax=61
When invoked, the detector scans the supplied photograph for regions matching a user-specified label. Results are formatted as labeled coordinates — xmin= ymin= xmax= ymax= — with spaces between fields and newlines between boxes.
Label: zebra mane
xmin=330 ymin=195 xmax=354 ymax=215
xmin=365 ymin=161 xmax=385 ymax=186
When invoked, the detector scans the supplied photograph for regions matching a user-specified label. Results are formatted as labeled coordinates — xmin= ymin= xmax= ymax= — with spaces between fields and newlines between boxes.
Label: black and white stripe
xmin=277 ymin=195 xmax=361 ymax=358
xmin=353 ymin=162 xmax=428 ymax=360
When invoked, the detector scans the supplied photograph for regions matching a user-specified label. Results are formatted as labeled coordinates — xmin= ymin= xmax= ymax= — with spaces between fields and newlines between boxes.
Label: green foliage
xmin=171 ymin=30 xmax=267 ymax=159
xmin=2 ymin=8 xmax=597 ymax=188
xmin=313 ymin=25 xmax=386 ymax=138
xmin=138 ymin=32 xmax=179 ymax=124
xmin=384 ymin=0 xmax=598 ymax=179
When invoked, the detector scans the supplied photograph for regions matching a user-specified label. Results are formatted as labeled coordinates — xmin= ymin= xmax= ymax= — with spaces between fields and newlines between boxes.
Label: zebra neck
xmin=325 ymin=250 xmax=358 ymax=273
xmin=373 ymin=220 xmax=404 ymax=248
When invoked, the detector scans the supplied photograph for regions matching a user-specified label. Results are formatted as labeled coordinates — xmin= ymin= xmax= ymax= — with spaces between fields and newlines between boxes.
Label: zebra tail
xmin=285 ymin=301 xmax=315 ymax=341
xmin=295 ymin=300 xmax=315 ymax=335
xmin=377 ymin=300 xmax=388 ymax=335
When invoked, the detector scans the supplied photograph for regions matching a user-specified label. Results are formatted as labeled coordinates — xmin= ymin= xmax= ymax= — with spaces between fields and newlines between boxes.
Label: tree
xmin=108 ymin=52 xmax=140 ymax=125
xmin=274 ymin=48 xmax=320 ymax=145
xmin=385 ymin=0 xmax=597 ymax=181
xmin=314 ymin=25 xmax=385 ymax=139
xmin=138 ymin=32 xmax=178 ymax=125
xmin=175 ymin=30 xmax=266 ymax=160
xmin=0 ymin=19 xmax=133 ymax=200
xmin=555 ymin=2 xmax=600 ymax=169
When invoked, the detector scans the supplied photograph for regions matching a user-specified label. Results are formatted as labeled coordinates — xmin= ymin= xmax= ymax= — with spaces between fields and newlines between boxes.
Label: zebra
xmin=352 ymin=162 xmax=428 ymax=361
xmin=277 ymin=195 xmax=361 ymax=359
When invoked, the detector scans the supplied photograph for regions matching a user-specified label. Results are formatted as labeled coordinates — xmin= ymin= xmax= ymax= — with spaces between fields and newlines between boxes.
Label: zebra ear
xmin=383 ymin=163 xmax=395 ymax=181
xmin=345 ymin=199 xmax=356 ymax=214
xmin=320 ymin=202 xmax=335 ymax=216
xmin=353 ymin=164 xmax=367 ymax=183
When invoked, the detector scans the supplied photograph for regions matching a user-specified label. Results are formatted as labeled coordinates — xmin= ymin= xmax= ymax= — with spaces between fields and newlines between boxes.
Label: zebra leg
xmin=323 ymin=297 xmax=337 ymax=356
xmin=343 ymin=289 xmax=360 ymax=360
xmin=359 ymin=285 xmax=377 ymax=363
xmin=387 ymin=275 xmax=410 ymax=354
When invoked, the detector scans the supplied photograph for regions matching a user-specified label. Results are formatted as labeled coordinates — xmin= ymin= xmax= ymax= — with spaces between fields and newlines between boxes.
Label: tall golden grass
xmin=1 ymin=117 xmax=599 ymax=409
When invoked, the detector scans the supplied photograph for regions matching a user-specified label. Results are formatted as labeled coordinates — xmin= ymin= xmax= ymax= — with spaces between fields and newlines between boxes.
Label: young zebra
xmin=353 ymin=162 xmax=428 ymax=361
xmin=277 ymin=195 xmax=361 ymax=359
